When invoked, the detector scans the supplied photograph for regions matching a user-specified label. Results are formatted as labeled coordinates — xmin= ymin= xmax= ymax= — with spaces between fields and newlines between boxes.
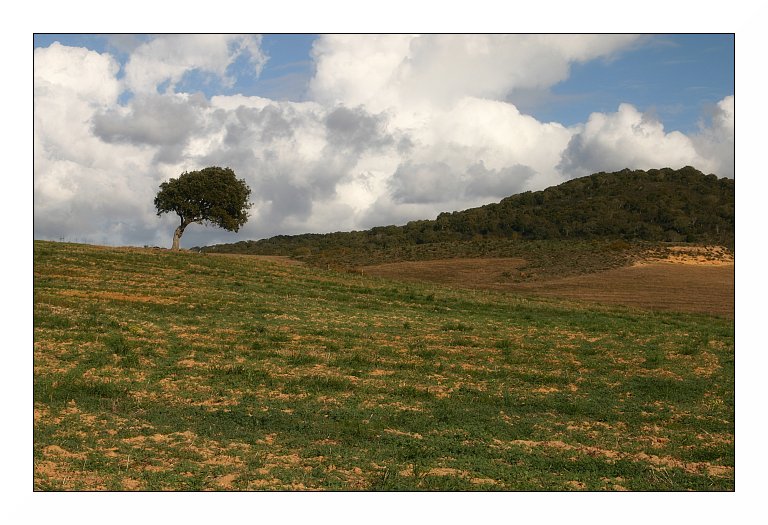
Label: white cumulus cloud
xmin=691 ymin=95 xmax=734 ymax=178
xmin=309 ymin=34 xmax=641 ymax=112
xmin=123 ymin=34 xmax=267 ymax=95
xmin=558 ymin=100 xmax=734 ymax=178
xmin=35 ymin=43 xmax=175 ymax=246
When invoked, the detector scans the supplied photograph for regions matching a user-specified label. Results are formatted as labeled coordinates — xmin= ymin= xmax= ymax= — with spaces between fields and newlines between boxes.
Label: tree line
xmin=200 ymin=166 xmax=734 ymax=260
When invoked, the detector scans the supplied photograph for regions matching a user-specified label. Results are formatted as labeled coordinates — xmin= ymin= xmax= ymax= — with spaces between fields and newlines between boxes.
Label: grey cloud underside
xmin=259 ymin=178 xmax=314 ymax=224
xmin=92 ymin=94 xmax=212 ymax=164
xmin=324 ymin=106 xmax=394 ymax=153
xmin=92 ymin=94 xmax=207 ymax=146
xmin=466 ymin=162 xmax=536 ymax=197
xmin=34 ymin=189 xmax=166 ymax=247
xmin=224 ymin=105 xmax=295 ymax=144
xmin=197 ymin=148 xmax=310 ymax=223
xmin=389 ymin=161 xmax=456 ymax=204
xmin=390 ymin=160 xmax=536 ymax=204
xmin=201 ymin=103 xmax=410 ymax=230
xmin=557 ymin=133 xmax=601 ymax=178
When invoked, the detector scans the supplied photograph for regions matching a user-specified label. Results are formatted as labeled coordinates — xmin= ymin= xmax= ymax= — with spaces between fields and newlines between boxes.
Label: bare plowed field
xmin=363 ymin=256 xmax=734 ymax=318
xmin=509 ymin=262 xmax=734 ymax=317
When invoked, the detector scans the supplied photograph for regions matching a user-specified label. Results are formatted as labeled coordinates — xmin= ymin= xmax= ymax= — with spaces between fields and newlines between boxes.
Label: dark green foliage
xmin=155 ymin=166 xmax=251 ymax=249
xmin=200 ymin=166 xmax=734 ymax=263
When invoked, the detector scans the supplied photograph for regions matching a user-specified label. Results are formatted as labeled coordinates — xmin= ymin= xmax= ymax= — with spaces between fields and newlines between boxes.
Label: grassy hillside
xmin=201 ymin=166 xmax=734 ymax=268
xmin=34 ymin=241 xmax=734 ymax=490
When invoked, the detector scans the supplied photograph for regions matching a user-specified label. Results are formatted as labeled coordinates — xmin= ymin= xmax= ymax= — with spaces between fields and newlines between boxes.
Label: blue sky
xmin=531 ymin=34 xmax=734 ymax=133
xmin=33 ymin=34 xmax=734 ymax=248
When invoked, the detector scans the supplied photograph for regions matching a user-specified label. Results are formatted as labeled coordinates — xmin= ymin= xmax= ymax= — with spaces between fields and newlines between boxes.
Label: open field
xmin=34 ymin=241 xmax=734 ymax=490
xmin=362 ymin=246 xmax=734 ymax=318
xmin=509 ymin=262 xmax=733 ymax=318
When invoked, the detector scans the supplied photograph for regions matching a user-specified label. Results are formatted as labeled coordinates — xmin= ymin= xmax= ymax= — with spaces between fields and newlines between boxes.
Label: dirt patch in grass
xmin=121 ymin=478 xmax=142 ymax=490
xmin=424 ymin=466 xmax=502 ymax=487
xmin=383 ymin=428 xmax=423 ymax=440
xmin=427 ymin=467 xmax=466 ymax=477
xmin=532 ymin=386 xmax=560 ymax=394
xmin=693 ymin=352 xmax=723 ymax=377
xmin=58 ymin=290 xmax=178 ymax=305
xmin=469 ymin=476 xmax=500 ymax=486
xmin=638 ymin=245 xmax=734 ymax=266
xmin=43 ymin=444 xmax=87 ymax=460
xmin=214 ymin=473 xmax=239 ymax=489
xmin=369 ymin=369 xmax=395 ymax=377
xmin=505 ymin=439 xmax=732 ymax=478
xmin=36 ymin=444 xmax=109 ymax=490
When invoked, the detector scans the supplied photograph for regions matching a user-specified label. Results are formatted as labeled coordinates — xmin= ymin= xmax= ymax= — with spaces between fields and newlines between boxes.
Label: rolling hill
xmin=200 ymin=166 xmax=734 ymax=268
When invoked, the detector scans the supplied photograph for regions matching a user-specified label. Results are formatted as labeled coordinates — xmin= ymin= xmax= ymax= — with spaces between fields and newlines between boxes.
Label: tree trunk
xmin=171 ymin=219 xmax=189 ymax=251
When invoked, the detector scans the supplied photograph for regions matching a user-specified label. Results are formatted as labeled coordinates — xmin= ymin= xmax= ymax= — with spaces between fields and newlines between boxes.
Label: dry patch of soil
xmin=58 ymin=289 xmax=178 ymax=305
xmin=361 ymin=257 xmax=526 ymax=288
xmin=638 ymin=245 xmax=734 ymax=266
xmin=503 ymin=439 xmax=732 ymax=478
xmin=361 ymin=248 xmax=733 ymax=318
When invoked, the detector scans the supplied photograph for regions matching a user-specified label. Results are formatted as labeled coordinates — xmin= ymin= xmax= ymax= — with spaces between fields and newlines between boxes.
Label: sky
xmin=33 ymin=33 xmax=734 ymax=249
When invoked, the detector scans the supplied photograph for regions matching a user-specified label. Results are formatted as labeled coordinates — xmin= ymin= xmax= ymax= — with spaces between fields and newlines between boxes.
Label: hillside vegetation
xmin=34 ymin=241 xmax=734 ymax=490
xmin=201 ymin=166 xmax=734 ymax=270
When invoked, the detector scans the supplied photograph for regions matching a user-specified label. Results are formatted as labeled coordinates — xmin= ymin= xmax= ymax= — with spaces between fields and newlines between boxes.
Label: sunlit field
xmin=34 ymin=241 xmax=734 ymax=490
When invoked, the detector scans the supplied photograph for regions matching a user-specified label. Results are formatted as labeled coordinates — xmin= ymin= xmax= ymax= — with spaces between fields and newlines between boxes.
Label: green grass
xmin=33 ymin=241 xmax=734 ymax=491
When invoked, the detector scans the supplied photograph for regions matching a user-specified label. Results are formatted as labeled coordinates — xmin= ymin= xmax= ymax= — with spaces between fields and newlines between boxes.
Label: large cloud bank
xmin=34 ymin=35 xmax=734 ymax=248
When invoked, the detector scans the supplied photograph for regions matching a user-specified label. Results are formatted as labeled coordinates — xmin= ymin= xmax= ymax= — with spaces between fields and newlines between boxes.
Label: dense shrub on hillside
xmin=430 ymin=166 xmax=733 ymax=244
xmin=201 ymin=167 xmax=734 ymax=262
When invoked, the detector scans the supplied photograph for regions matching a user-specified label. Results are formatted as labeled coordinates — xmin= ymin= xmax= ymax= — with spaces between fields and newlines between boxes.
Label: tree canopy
xmin=155 ymin=166 xmax=251 ymax=250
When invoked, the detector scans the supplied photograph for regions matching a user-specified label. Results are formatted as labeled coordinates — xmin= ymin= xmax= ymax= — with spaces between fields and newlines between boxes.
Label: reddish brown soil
xmin=362 ymin=256 xmax=734 ymax=318
xmin=507 ymin=262 xmax=734 ymax=318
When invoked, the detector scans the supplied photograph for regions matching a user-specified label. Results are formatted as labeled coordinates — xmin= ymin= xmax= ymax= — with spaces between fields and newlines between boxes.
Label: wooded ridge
xmin=199 ymin=166 xmax=734 ymax=263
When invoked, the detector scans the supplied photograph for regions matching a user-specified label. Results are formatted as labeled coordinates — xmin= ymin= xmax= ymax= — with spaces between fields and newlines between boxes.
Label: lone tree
xmin=155 ymin=166 xmax=251 ymax=251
